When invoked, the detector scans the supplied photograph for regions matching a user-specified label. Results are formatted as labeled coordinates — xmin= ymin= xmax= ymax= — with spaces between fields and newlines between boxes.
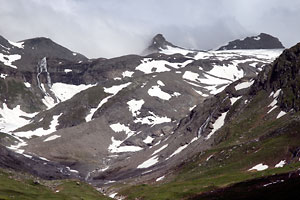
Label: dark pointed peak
xmin=143 ymin=33 xmax=176 ymax=55
xmin=217 ymin=33 xmax=285 ymax=50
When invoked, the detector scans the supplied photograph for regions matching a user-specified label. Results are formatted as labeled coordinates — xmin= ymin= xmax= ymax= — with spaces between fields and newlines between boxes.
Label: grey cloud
xmin=0 ymin=0 xmax=300 ymax=58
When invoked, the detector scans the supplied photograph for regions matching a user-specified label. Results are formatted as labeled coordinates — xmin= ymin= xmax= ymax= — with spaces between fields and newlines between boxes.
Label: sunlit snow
xmin=248 ymin=163 xmax=269 ymax=171
xmin=0 ymin=103 xmax=37 ymax=133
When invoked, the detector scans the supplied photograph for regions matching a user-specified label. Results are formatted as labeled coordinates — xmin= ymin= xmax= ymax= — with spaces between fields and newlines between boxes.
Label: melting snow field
xmin=206 ymin=111 xmax=229 ymax=140
xmin=248 ymin=163 xmax=269 ymax=171
xmin=14 ymin=113 xmax=63 ymax=139
xmin=136 ymin=58 xmax=171 ymax=74
xmin=51 ymin=83 xmax=96 ymax=102
xmin=108 ymin=123 xmax=143 ymax=153
xmin=208 ymin=63 xmax=243 ymax=81
xmin=0 ymin=103 xmax=37 ymax=133
xmin=0 ymin=53 xmax=21 ymax=69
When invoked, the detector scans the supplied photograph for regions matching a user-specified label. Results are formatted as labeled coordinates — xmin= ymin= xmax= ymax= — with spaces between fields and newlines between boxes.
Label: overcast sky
xmin=1 ymin=0 xmax=300 ymax=58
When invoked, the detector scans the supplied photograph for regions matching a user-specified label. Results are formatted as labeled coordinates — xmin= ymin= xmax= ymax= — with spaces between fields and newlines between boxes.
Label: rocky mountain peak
xmin=144 ymin=33 xmax=176 ymax=55
xmin=218 ymin=33 xmax=285 ymax=50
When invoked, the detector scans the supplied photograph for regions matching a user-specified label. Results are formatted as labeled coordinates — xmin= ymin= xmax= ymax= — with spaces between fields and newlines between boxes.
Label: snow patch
xmin=276 ymin=111 xmax=287 ymax=119
xmin=122 ymin=71 xmax=134 ymax=78
xmin=151 ymin=144 xmax=168 ymax=156
xmin=64 ymin=69 xmax=72 ymax=73
xmin=8 ymin=40 xmax=24 ymax=48
xmin=137 ymin=155 xmax=159 ymax=168
xmin=108 ymin=123 xmax=142 ymax=153
xmin=275 ymin=160 xmax=286 ymax=168
xmin=0 ymin=53 xmax=21 ymax=69
xmin=51 ymin=83 xmax=95 ymax=102
xmin=230 ymin=96 xmax=242 ymax=105
xmin=156 ymin=176 xmax=165 ymax=181
xmin=24 ymin=82 xmax=31 ymax=88
xmin=248 ymin=163 xmax=269 ymax=171
xmin=127 ymin=99 xmax=144 ymax=117
xmin=206 ymin=111 xmax=228 ymax=140
xmin=0 ymin=74 xmax=8 ymax=79
xmin=44 ymin=134 xmax=61 ymax=142
xmin=0 ymin=103 xmax=37 ymax=133
xmin=134 ymin=111 xmax=171 ymax=126
xmin=148 ymin=85 xmax=171 ymax=100
xmin=136 ymin=58 xmax=171 ymax=74
xmin=14 ymin=113 xmax=63 ymax=139
xmin=143 ymin=136 xmax=154 ymax=144
xmin=235 ymin=80 xmax=254 ymax=91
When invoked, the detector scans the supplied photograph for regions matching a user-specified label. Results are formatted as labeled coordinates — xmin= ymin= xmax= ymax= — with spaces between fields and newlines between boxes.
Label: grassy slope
xmin=118 ymin=90 xmax=300 ymax=200
xmin=0 ymin=170 xmax=111 ymax=200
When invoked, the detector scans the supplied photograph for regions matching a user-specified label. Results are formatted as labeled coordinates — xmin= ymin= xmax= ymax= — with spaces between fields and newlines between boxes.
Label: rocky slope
xmin=116 ymin=42 xmax=300 ymax=199
xmin=0 ymin=33 xmax=290 ymax=198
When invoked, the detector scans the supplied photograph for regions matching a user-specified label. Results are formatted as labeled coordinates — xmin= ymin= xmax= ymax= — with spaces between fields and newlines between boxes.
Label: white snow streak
xmin=44 ymin=134 xmax=61 ymax=142
xmin=151 ymin=144 xmax=168 ymax=156
xmin=137 ymin=155 xmax=159 ymax=168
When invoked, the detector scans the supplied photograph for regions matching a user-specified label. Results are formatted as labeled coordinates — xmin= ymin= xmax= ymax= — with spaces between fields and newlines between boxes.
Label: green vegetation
xmin=0 ymin=170 xmax=111 ymax=200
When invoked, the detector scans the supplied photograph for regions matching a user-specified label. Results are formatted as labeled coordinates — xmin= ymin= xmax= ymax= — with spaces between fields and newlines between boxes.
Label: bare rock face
xmin=218 ymin=33 xmax=285 ymax=50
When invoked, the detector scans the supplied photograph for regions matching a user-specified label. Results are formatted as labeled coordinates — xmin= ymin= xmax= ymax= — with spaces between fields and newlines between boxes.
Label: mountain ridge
xmin=0 ymin=32 xmax=297 ymax=199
